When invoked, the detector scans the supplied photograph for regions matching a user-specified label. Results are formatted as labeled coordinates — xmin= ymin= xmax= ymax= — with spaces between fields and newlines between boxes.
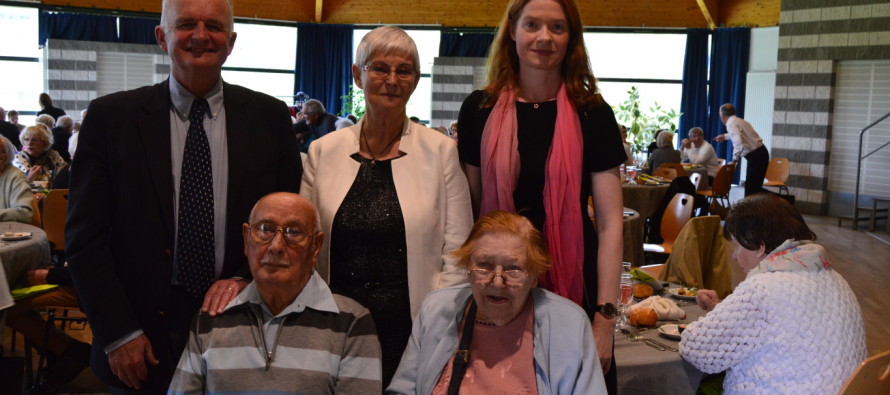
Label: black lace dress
xmin=329 ymin=153 xmax=412 ymax=387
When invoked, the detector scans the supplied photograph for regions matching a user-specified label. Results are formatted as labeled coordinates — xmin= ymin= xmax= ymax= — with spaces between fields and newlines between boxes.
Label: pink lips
xmin=486 ymin=295 xmax=508 ymax=304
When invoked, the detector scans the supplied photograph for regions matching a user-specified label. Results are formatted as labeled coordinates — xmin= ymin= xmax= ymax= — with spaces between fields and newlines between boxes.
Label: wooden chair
xmin=653 ymin=167 xmax=678 ymax=181
xmin=838 ymin=350 xmax=890 ymax=395
xmin=41 ymin=189 xmax=68 ymax=253
xmin=697 ymin=162 xmax=736 ymax=208
xmin=30 ymin=196 xmax=42 ymax=228
xmin=657 ymin=163 xmax=687 ymax=177
xmin=643 ymin=193 xmax=694 ymax=255
xmin=763 ymin=157 xmax=790 ymax=195
xmin=688 ymin=172 xmax=702 ymax=190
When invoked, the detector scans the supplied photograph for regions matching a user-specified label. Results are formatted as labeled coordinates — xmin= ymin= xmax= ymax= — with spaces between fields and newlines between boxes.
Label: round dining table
xmin=0 ymin=222 xmax=52 ymax=339
xmin=614 ymin=288 xmax=708 ymax=394
xmin=622 ymin=208 xmax=644 ymax=267
xmin=622 ymin=182 xmax=670 ymax=220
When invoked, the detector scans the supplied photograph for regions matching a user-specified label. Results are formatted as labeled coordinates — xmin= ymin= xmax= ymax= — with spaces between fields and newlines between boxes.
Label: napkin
xmin=629 ymin=268 xmax=663 ymax=290
xmin=11 ymin=284 xmax=59 ymax=301
xmin=630 ymin=296 xmax=686 ymax=320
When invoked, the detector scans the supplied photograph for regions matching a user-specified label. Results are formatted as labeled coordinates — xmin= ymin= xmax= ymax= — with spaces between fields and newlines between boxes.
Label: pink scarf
xmin=480 ymin=84 xmax=585 ymax=305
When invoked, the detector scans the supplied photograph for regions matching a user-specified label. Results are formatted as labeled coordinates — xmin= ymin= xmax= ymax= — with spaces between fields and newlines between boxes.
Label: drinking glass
xmin=616 ymin=262 xmax=633 ymax=331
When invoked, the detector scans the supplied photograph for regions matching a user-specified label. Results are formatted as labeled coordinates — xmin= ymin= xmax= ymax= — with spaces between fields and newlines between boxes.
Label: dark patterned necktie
xmin=176 ymin=98 xmax=216 ymax=298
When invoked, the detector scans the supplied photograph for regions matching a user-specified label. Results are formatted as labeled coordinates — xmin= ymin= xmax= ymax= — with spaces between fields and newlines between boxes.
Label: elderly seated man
xmin=168 ymin=192 xmax=382 ymax=394
xmin=293 ymin=99 xmax=340 ymax=152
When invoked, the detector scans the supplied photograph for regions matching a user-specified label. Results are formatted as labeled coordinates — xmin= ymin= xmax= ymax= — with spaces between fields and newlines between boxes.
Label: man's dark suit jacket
xmin=0 ymin=120 xmax=20 ymax=149
xmin=66 ymin=80 xmax=301 ymax=390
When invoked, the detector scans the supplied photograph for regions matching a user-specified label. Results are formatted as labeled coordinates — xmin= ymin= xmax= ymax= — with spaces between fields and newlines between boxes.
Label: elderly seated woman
xmin=680 ymin=194 xmax=866 ymax=393
xmin=387 ymin=211 xmax=605 ymax=394
xmin=0 ymin=136 xmax=34 ymax=223
xmin=14 ymin=124 xmax=67 ymax=191
xmin=647 ymin=130 xmax=681 ymax=176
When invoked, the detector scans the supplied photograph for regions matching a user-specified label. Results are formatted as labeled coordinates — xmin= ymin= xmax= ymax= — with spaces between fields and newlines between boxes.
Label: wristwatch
xmin=594 ymin=302 xmax=618 ymax=318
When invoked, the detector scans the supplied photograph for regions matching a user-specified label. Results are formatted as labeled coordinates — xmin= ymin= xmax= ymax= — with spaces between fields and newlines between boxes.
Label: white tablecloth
xmin=0 ymin=222 xmax=51 ymax=335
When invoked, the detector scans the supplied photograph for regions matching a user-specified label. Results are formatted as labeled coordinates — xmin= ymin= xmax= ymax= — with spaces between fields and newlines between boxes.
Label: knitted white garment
xmin=679 ymin=270 xmax=866 ymax=394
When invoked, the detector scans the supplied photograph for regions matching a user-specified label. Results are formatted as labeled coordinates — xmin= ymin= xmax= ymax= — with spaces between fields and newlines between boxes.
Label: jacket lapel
xmin=137 ymin=80 xmax=175 ymax=239
xmin=222 ymin=82 xmax=247 ymax=223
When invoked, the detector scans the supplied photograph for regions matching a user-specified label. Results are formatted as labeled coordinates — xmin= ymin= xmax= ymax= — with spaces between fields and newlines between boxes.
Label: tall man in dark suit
xmin=65 ymin=0 xmax=301 ymax=392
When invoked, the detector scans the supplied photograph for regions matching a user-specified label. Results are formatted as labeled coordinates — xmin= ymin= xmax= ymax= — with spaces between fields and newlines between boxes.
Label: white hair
xmin=160 ymin=0 xmax=235 ymax=33
xmin=354 ymin=26 xmax=420 ymax=74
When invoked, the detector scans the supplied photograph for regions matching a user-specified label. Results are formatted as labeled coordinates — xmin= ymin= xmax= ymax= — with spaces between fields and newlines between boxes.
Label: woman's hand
xmin=27 ymin=165 xmax=43 ymax=182
xmin=696 ymin=289 xmax=721 ymax=312
xmin=592 ymin=315 xmax=615 ymax=373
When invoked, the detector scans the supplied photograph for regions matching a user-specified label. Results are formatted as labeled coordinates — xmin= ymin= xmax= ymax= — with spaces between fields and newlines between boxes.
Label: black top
xmin=38 ymin=106 xmax=66 ymax=121
xmin=0 ymin=120 xmax=20 ymax=150
xmin=51 ymin=126 xmax=72 ymax=162
xmin=457 ymin=89 xmax=626 ymax=312
xmin=329 ymin=153 xmax=411 ymax=387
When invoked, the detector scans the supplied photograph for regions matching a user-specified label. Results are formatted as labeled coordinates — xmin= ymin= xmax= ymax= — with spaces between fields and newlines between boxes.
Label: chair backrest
xmin=711 ymin=163 xmax=736 ymax=196
xmin=654 ymin=167 xmax=678 ymax=181
xmin=764 ymin=157 xmax=791 ymax=184
xmin=661 ymin=193 xmax=694 ymax=244
xmin=838 ymin=350 xmax=890 ymax=395
xmin=662 ymin=163 xmax=687 ymax=177
xmin=42 ymin=189 xmax=68 ymax=252
xmin=688 ymin=172 xmax=702 ymax=190
xmin=30 ymin=196 xmax=42 ymax=228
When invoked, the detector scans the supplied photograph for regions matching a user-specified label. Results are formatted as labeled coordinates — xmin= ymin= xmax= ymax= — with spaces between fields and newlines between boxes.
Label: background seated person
xmin=646 ymin=130 xmax=680 ymax=175
xmin=14 ymin=125 xmax=67 ymax=191
xmin=293 ymin=99 xmax=340 ymax=152
xmin=680 ymin=127 xmax=720 ymax=182
xmin=387 ymin=211 xmax=605 ymax=394
xmin=168 ymin=193 xmax=382 ymax=394
xmin=6 ymin=265 xmax=91 ymax=394
xmin=680 ymin=194 xmax=866 ymax=393
xmin=0 ymin=136 xmax=34 ymax=223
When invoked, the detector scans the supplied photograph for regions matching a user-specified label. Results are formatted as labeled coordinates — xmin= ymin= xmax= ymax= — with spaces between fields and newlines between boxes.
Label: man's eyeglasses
xmin=468 ymin=267 xmax=528 ymax=287
xmin=362 ymin=62 xmax=416 ymax=81
xmin=247 ymin=223 xmax=312 ymax=247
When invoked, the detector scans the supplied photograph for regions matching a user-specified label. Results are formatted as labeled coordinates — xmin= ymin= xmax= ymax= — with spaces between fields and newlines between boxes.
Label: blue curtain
xmin=39 ymin=12 xmax=118 ymax=45
xmin=707 ymin=27 xmax=751 ymax=179
xmin=678 ymin=29 xmax=710 ymax=143
xmin=119 ymin=17 xmax=161 ymax=45
xmin=295 ymin=23 xmax=354 ymax=116
xmin=439 ymin=33 xmax=495 ymax=57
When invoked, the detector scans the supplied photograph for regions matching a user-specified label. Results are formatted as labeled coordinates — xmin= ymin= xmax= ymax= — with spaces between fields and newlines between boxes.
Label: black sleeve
xmin=46 ymin=266 xmax=73 ymax=286
xmin=582 ymin=100 xmax=628 ymax=173
xmin=457 ymin=90 xmax=490 ymax=167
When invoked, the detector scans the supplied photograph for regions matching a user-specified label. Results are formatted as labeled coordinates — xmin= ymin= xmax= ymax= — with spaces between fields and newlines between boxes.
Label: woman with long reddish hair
xmin=457 ymin=0 xmax=626 ymax=390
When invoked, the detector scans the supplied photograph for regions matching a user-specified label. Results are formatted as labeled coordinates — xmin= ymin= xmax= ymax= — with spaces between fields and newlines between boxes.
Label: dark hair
xmin=720 ymin=103 xmax=736 ymax=117
xmin=451 ymin=211 xmax=551 ymax=277
xmin=39 ymin=93 xmax=53 ymax=108
xmin=484 ymin=0 xmax=601 ymax=110
xmin=723 ymin=194 xmax=816 ymax=253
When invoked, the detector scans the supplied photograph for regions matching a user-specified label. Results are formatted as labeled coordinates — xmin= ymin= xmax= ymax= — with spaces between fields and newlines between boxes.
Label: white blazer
xmin=301 ymin=118 xmax=473 ymax=318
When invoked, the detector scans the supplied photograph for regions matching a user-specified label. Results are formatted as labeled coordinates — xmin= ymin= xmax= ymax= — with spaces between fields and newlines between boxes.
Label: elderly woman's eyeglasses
xmin=469 ymin=267 xmax=528 ymax=286
xmin=247 ymin=223 xmax=311 ymax=247
xmin=362 ymin=62 xmax=416 ymax=81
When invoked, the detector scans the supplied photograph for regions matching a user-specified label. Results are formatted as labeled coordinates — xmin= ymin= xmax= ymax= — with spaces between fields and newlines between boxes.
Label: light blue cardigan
xmin=387 ymin=284 xmax=607 ymax=394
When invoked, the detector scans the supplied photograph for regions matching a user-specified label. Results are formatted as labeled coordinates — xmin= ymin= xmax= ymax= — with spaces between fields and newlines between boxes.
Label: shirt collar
xmin=168 ymin=75 xmax=225 ymax=122
xmin=224 ymin=271 xmax=340 ymax=317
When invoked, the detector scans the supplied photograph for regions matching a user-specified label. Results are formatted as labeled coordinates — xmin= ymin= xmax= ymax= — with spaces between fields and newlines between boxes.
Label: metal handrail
xmin=853 ymin=111 xmax=890 ymax=227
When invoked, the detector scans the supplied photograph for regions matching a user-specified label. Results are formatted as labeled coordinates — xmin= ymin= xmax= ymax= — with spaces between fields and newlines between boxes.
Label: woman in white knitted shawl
xmin=679 ymin=194 xmax=866 ymax=394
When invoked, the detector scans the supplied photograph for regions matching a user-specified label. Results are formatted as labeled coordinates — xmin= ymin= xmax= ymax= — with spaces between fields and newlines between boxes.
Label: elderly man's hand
xmin=592 ymin=315 xmax=615 ymax=374
xmin=26 ymin=269 xmax=49 ymax=285
xmin=202 ymin=278 xmax=249 ymax=317
xmin=713 ymin=134 xmax=727 ymax=143
xmin=108 ymin=335 xmax=158 ymax=390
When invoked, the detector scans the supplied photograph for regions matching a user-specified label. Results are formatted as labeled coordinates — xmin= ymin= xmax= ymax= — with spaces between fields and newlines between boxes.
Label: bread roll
xmin=633 ymin=283 xmax=654 ymax=299
xmin=630 ymin=307 xmax=658 ymax=327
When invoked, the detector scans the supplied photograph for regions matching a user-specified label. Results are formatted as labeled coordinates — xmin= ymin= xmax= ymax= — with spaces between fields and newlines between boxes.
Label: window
xmin=221 ymin=22 xmax=296 ymax=102
xmin=353 ymin=28 xmax=440 ymax=122
xmin=584 ymin=31 xmax=686 ymax=118
xmin=0 ymin=5 xmax=42 ymax=121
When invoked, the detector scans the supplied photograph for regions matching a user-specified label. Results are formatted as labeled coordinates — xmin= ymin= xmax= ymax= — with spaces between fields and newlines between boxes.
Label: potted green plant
xmin=612 ymin=86 xmax=681 ymax=153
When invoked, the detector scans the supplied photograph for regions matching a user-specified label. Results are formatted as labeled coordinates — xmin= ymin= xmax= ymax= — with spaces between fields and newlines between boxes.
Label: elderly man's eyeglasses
xmin=247 ymin=223 xmax=311 ymax=247
xmin=469 ymin=266 xmax=528 ymax=287
xmin=362 ymin=62 xmax=416 ymax=81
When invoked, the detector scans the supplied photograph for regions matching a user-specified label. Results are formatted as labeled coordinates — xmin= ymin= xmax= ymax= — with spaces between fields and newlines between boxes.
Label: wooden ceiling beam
xmin=315 ymin=0 xmax=323 ymax=23
xmin=696 ymin=0 xmax=717 ymax=30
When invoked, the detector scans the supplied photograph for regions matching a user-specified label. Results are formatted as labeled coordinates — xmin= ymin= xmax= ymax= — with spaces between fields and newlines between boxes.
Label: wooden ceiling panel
xmin=37 ymin=0 xmax=780 ymax=28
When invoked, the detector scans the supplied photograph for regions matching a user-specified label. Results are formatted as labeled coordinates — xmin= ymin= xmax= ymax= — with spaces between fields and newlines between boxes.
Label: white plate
xmin=659 ymin=324 xmax=682 ymax=340
xmin=1 ymin=232 xmax=32 ymax=241
xmin=668 ymin=287 xmax=697 ymax=300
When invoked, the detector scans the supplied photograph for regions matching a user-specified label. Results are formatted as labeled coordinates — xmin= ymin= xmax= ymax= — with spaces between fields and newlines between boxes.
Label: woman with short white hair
xmin=14 ymin=124 xmax=67 ymax=189
xmin=0 ymin=136 xmax=34 ymax=223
